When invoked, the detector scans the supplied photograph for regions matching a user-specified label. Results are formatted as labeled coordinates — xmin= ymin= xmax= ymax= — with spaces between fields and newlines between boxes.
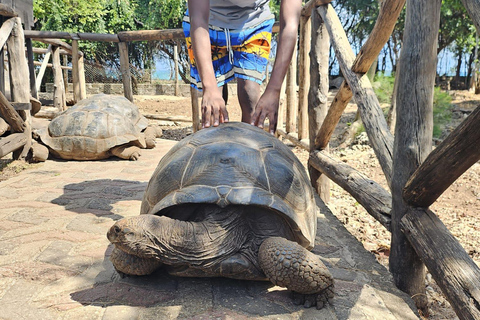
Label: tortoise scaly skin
xmin=107 ymin=122 xmax=334 ymax=309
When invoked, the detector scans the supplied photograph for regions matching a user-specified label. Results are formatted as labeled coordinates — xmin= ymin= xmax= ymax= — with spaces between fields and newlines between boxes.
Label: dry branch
xmin=0 ymin=83 xmax=25 ymax=133
xmin=0 ymin=18 xmax=15 ymax=50
xmin=403 ymin=106 xmax=480 ymax=207
xmin=401 ymin=208 xmax=480 ymax=320
xmin=0 ymin=133 xmax=27 ymax=158
xmin=318 ymin=5 xmax=394 ymax=186
xmin=309 ymin=150 xmax=392 ymax=230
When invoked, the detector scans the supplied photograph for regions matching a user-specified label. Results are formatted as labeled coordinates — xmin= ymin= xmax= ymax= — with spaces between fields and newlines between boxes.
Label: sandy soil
xmin=1 ymin=89 xmax=478 ymax=319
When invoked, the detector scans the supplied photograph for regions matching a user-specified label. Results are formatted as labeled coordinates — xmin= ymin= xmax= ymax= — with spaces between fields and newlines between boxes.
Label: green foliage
xmin=372 ymin=73 xmax=395 ymax=104
xmin=135 ymin=0 xmax=186 ymax=30
xmin=432 ymin=87 xmax=453 ymax=138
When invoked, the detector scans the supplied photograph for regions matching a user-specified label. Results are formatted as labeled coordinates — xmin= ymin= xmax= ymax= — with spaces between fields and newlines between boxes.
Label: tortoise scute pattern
xmin=38 ymin=94 xmax=148 ymax=160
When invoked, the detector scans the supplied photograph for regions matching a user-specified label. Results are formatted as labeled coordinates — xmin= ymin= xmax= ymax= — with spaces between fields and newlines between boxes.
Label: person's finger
xmin=250 ymin=109 xmax=260 ymax=126
xmin=221 ymin=106 xmax=229 ymax=123
xmin=256 ymin=111 xmax=267 ymax=129
xmin=203 ymin=105 xmax=211 ymax=128
xmin=269 ymin=114 xmax=277 ymax=135
xmin=213 ymin=105 xmax=220 ymax=126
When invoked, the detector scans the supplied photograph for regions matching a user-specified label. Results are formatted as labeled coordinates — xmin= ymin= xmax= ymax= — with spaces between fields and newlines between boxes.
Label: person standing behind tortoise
xmin=183 ymin=0 xmax=301 ymax=134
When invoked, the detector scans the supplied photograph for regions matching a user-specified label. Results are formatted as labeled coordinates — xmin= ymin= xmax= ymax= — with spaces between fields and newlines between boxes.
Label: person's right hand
xmin=201 ymin=87 xmax=229 ymax=128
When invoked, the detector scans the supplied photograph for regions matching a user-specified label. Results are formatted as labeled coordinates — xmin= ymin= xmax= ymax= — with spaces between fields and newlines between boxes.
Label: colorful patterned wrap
xmin=183 ymin=15 xmax=274 ymax=89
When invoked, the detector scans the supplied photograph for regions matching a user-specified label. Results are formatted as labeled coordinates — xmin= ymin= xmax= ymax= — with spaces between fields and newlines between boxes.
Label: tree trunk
xmin=389 ymin=0 xmax=441 ymax=313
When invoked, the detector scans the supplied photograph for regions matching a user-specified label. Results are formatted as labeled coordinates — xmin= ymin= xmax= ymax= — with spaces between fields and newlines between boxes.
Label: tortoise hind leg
xmin=258 ymin=237 xmax=334 ymax=309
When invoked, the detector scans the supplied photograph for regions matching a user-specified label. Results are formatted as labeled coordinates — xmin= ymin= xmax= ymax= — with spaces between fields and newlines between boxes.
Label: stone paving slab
xmin=0 ymin=138 xmax=419 ymax=320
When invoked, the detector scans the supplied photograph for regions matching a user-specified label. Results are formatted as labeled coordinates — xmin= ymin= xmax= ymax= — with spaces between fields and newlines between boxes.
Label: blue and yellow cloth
xmin=183 ymin=14 xmax=274 ymax=89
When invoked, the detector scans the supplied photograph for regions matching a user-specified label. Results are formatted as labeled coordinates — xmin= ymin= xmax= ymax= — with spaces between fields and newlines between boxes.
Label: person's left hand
xmin=251 ymin=89 xmax=280 ymax=134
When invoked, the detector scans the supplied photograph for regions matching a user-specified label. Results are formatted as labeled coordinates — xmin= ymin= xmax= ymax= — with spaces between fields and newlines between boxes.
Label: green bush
xmin=371 ymin=74 xmax=452 ymax=138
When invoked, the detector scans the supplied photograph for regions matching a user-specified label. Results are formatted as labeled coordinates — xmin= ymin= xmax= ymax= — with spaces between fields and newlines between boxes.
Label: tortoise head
xmin=107 ymin=215 xmax=165 ymax=259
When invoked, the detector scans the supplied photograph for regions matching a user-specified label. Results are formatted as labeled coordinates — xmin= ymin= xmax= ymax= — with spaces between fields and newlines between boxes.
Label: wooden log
xmin=119 ymin=42 xmax=133 ymax=102
xmin=286 ymin=43 xmax=297 ymax=133
xmin=76 ymin=42 xmax=87 ymax=100
xmin=190 ymin=86 xmax=200 ymax=132
xmin=76 ymin=32 xmax=119 ymax=42
xmin=308 ymin=9 xmax=331 ymax=201
xmin=389 ymin=0 xmax=441 ymax=311
xmin=297 ymin=15 xmax=311 ymax=140
xmin=174 ymin=42 xmax=179 ymax=96
xmin=7 ymin=18 xmax=32 ymax=160
xmin=62 ymin=55 xmax=69 ymax=94
xmin=35 ymin=45 xmax=52 ymax=93
xmin=318 ymin=5 xmax=394 ymax=186
xmin=0 ymin=43 xmax=4 ymax=95
xmin=315 ymin=80 xmax=352 ymax=149
xmin=0 ymin=91 xmax=25 ymax=132
xmin=314 ymin=0 xmax=405 ymax=149
xmin=0 ymin=4 xmax=17 ymax=18
xmin=309 ymin=150 xmax=392 ymax=229
xmin=32 ymin=47 xmax=69 ymax=55
xmin=143 ymin=114 xmax=194 ymax=123
xmin=352 ymin=0 xmax=407 ymax=74
xmin=26 ymin=38 xmax=38 ymax=100
xmin=401 ymin=208 xmax=480 ymax=320
xmin=301 ymin=0 xmax=333 ymax=17
xmin=33 ymin=61 xmax=72 ymax=70
xmin=0 ymin=132 xmax=27 ymax=157
xmin=276 ymin=128 xmax=310 ymax=150
xmin=0 ymin=116 xmax=9 ymax=135
xmin=52 ymin=46 xmax=66 ymax=111
xmin=118 ymin=29 xmax=185 ymax=42
xmin=72 ymin=40 xmax=80 ymax=103
xmin=403 ymin=106 xmax=480 ymax=207
xmin=0 ymin=17 xmax=15 ymax=50
xmin=33 ymin=38 xmax=75 ymax=55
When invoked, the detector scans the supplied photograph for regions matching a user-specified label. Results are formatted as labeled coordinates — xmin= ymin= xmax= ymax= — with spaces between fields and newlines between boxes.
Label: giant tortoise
xmin=107 ymin=122 xmax=334 ymax=308
xmin=37 ymin=94 xmax=156 ymax=161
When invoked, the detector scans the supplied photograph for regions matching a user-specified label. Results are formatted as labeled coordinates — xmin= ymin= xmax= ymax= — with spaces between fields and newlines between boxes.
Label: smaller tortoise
xmin=107 ymin=123 xmax=334 ymax=309
xmin=38 ymin=94 xmax=156 ymax=160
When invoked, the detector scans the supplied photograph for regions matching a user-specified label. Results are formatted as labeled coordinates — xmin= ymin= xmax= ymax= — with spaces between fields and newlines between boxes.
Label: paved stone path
xmin=0 ymin=137 xmax=419 ymax=319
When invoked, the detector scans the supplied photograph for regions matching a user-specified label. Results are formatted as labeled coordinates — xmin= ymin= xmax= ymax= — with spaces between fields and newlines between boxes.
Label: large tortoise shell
xmin=141 ymin=122 xmax=317 ymax=249
xmin=39 ymin=94 xmax=148 ymax=160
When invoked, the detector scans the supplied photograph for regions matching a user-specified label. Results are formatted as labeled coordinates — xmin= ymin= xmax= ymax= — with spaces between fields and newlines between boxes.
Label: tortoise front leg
xmin=111 ymin=145 xmax=141 ymax=160
xmin=258 ymin=237 xmax=334 ymax=309
xmin=110 ymin=246 xmax=163 ymax=276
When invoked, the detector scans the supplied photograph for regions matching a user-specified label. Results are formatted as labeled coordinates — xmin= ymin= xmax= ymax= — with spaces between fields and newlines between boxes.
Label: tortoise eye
xmin=113 ymin=226 xmax=121 ymax=233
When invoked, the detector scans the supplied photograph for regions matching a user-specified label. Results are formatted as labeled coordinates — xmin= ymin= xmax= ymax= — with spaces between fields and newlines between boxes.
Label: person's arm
xmin=251 ymin=0 xmax=301 ymax=134
xmin=188 ymin=0 xmax=229 ymax=128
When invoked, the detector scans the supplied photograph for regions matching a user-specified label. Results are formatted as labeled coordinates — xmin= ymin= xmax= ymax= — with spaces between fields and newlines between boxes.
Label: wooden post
xmin=36 ymin=44 xmax=52 ymax=93
xmin=25 ymin=37 xmax=37 ymax=100
xmin=72 ymin=40 xmax=80 ymax=103
xmin=52 ymin=45 xmax=66 ymax=111
xmin=276 ymin=76 xmax=287 ymax=134
xmin=119 ymin=41 xmax=133 ymax=102
xmin=63 ymin=54 xmax=68 ymax=99
xmin=190 ymin=86 xmax=200 ymax=132
xmin=308 ymin=8 xmax=331 ymax=202
xmin=285 ymin=42 xmax=297 ymax=133
xmin=6 ymin=17 xmax=31 ymax=160
xmin=389 ymin=0 xmax=441 ymax=312
xmin=0 ymin=44 xmax=4 ymax=95
xmin=298 ymin=15 xmax=311 ymax=140
xmin=174 ymin=41 xmax=179 ymax=96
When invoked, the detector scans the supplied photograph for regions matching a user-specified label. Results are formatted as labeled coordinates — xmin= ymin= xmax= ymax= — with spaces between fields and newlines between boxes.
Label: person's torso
xmin=209 ymin=0 xmax=274 ymax=29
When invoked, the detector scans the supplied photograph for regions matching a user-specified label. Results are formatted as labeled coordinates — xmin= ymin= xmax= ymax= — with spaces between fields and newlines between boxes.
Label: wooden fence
xmin=2 ymin=0 xmax=480 ymax=318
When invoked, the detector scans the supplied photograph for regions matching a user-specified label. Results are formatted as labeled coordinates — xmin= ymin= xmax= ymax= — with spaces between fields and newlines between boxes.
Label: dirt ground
xmin=1 ymin=89 xmax=478 ymax=319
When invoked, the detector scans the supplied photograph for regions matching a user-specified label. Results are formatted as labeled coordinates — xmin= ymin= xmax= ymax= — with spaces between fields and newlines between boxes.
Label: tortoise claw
xmin=291 ymin=285 xmax=334 ymax=309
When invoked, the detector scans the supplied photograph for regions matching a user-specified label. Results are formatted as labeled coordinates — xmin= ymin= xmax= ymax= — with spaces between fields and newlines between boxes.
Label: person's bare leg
xmin=237 ymin=78 xmax=260 ymax=123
